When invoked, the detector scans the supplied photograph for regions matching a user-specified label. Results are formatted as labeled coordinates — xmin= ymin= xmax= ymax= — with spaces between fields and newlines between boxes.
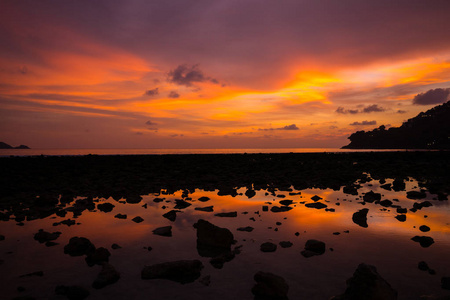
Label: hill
xmin=0 ymin=142 xmax=30 ymax=149
xmin=342 ymin=101 xmax=450 ymax=149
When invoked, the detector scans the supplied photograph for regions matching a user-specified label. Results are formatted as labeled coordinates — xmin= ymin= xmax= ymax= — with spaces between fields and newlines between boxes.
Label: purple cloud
xmin=349 ymin=120 xmax=377 ymax=126
xmin=145 ymin=88 xmax=159 ymax=96
xmin=168 ymin=64 xmax=218 ymax=87
xmin=412 ymin=88 xmax=450 ymax=105
xmin=168 ymin=91 xmax=180 ymax=98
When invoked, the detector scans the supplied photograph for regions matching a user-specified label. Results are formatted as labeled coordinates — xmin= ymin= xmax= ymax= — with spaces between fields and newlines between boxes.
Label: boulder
xmin=237 ymin=226 xmax=254 ymax=232
xmin=305 ymin=202 xmax=327 ymax=209
xmin=152 ymin=226 xmax=172 ymax=237
xmin=85 ymin=247 xmax=111 ymax=266
xmin=260 ymin=242 xmax=277 ymax=253
xmin=419 ymin=225 xmax=430 ymax=232
xmin=92 ymin=263 xmax=120 ymax=289
xmin=407 ymin=191 xmax=427 ymax=199
xmin=163 ymin=210 xmax=180 ymax=221
xmin=193 ymin=219 xmax=234 ymax=257
xmin=198 ymin=197 xmax=210 ymax=202
xmin=132 ymin=216 xmax=144 ymax=223
xmin=411 ymin=236 xmax=434 ymax=248
xmin=270 ymin=206 xmax=293 ymax=213
xmin=174 ymin=199 xmax=192 ymax=209
xmin=245 ymin=189 xmax=256 ymax=199
xmin=141 ymin=260 xmax=203 ymax=284
xmin=301 ymin=239 xmax=326 ymax=258
xmin=363 ymin=191 xmax=381 ymax=203
xmin=279 ymin=200 xmax=294 ymax=206
xmin=97 ymin=203 xmax=115 ymax=213
xmin=64 ymin=237 xmax=95 ymax=256
xmin=215 ymin=211 xmax=237 ymax=217
xmin=279 ymin=241 xmax=293 ymax=248
xmin=114 ymin=214 xmax=127 ymax=219
xmin=311 ymin=195 xmax=322 ymax=201
xmin=395 ymin=215 xmax=406 ymax=222
xmin=352 ymin=209 xmax=369 ymax=228
xmin=252 ymin=271 xmax=289 ymax=300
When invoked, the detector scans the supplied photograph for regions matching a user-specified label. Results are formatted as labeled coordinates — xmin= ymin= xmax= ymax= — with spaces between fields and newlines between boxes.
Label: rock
xmin=301 ymin=239 xmax=326 ymax=258
xmin=363 ymin=191 xmax=381 ymax=203
xmin=396 ymin=207 xmax=407 ymax=214
xmin=34 ymin=229 xmax=61 ymax=243
xmin=380 ymin=184 xmax=392 ymax=191
xmin=162 ymin=210 xmax=180 ymax=221
xmin=325 ymin=208 xmax=336 ymax=212
xmin=392 ymin=178 xmax=406 ymax=191
xmin=132 ymin=216 xmax=144 ymax=223
xmin=343 ymin=185 xmax=359 ymax=195
xmin=64 ymin=237 xmax=95 ymax=256
xmin=195 ymin=206 xmax=214 ymax=212
xmin=215 ymin=211 xmax=237 ymax=217
xmin=419 ymin=225 xmax=430 ymax=232
xmin=0 ymin=234 xmax=5 ymax=241
xmin=153 ymin=197 xmax=165 ymax=203
xmin=260 ymin=242 xmax=277 ymax=252
xmin=174 ymin=199 xmax=191 ymax=209
xmin=97 ymin=203 xmax=115 ymax=213
xmin=270 ymin=206 xmax=293 ymax=213
xmin=331 ymin=263 xmax=397 ymax=300
xmin=125 ymin=195 xmax=142 ymax=204
xmin=86 ymin=247 xmax=110 ymax=266
xmin=141 ymin=260 xmax=203 ymax=284
xmin=55 ymin=285 xmax=90 ymax=300
xmin=407 ymin=191 xmax=427 ymax=199
xmin=418 ymin=261 xmax=429 ymax=271
xmin=111 ymin=243 xmax=121 ymax=250
xmin=92 ymin=263 xmax=120 ymax=289
xmin=311 ymin=195 xmax=322 ymax=201
xmin=114 ymin=213 xmax=127 ymax=219
xmin=279 ymin=200 xmax=293 ymax=206
xmin=19 ymin=271 xmax=44 ymax=277
xmin=379 ymin=200 xmax=392 ymax=207
xmin=262 ymin=206 xmax=269 ymax=211
xmin=252 ymin=271 xmax=289 ymax=300
xmin=352 ymin=208 xmax=369 ymax=228
xmin=209 ymin=249 xmax=238 ymax=269
xmin=395 ymin=215 xmax=406 ymax=222
xmin=237 ymin=226 xmax=254 ymax=232
xmin=442 ymin=277 xmax=450 ymax=290
xmin=411 ymin=236 xmax=434 ymax=248
xmin=413 ymin=201 xmax=433 ymax=211
xmin=152 ymin=226 xmax=172 ymax=237
xmin=305 ymin=202 xmax=327 ymax=209
xmin=193 ymin=219 xmax=234 ymax=257
xmin=279 ymin=241 xmax=293 ymax=248
xmin=245 ymin=189 xmax=256 ymax=198
xmin=198 ymin=197 xmax=210 ymax=202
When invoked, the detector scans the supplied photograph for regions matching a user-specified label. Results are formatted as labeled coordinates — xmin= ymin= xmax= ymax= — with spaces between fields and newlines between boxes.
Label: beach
xmin=1 ymin=152 xmax=449 ymax=299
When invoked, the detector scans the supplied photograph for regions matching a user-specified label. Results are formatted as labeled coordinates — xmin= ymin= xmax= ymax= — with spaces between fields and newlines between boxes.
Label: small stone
xmin=301 ymin=239 xmax=325 ymax=258
xmin=395 ymin=215 xmax=406 ymax=222
xmin=214 ymin=211 xmax=237 ymax=217
xmin=411 ymin=236 xmax=434 ymax=248
xmin=418 ymin=261 xmax=429 ymax=271
xmin=279 ymin=241 xmax=293 ymax=248
xmin=237 ymin=226 xmax=254 ymax=232
xmin=163 ymin=210 xmax=179 ymax=221
xmin=114 ymin=214 xmax=127 ymax=219
xmin=132 ymin=216 xmax=144 ymax=223
xmin=152 ymin=226 xmax=172 ymax=237
xmin=260 ymin=242 xmax=277 ymax=252
xmin=419 ymin=225 xmax=430 ymax=232
xmin=252 ymin=271 xmax=289 ymax=300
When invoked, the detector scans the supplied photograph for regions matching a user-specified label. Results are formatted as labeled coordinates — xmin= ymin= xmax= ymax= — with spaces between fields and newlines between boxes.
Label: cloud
xmin=336 ymin=104 xmax=385 ymax=114
xmin=396 ymin=110 xmax=407 ymax=114
xmin=168 ymin=91 xmax=180 ymax=98
xmin=145 ymin=88 xmax=159 ymax=96
xmin=412 ymin=88 xmax=450 ymax=105
xmin=259 ymin=124 xmax=299 ymax=131
xmin=168 ymin=64 xmax=219 ymax=87
xmin=145 ymin=120 xmax=157 ymax=125
xmin=362 ymin=104 xmax=386 ymax=113
xmin=349 ymin=120 xmax=377 ymax=126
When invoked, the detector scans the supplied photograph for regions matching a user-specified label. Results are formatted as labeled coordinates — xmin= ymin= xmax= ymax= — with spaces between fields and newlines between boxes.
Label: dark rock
xmin=343 ymin=185 xmax=359 ymax=195
xmin=380 ymin=184 xmax=392 ymax=191
xmin=34 ymin=229 xmax=61 ymax=243
xmin=331 ymin=263 xmax=397 ymax=300
xmin=92 ymin=263 xmax=120 ymax=289
xmin=262 ymin=206 xmax=269 ymax=211
xmin=396 ymin=207 xmax=407 ymax=214
xmin=141 ymin=260 xmax=203 ymax=284
xmin=418 ymin=261 xmax=429 ymax=271
xmin=333 ymin=232 xmax=340 ymax=235
xmin=132 ymin=216 xmax=144 ymax=223
xmin=125 ymin=195 xmax=142 ymax=204
xmin=0 ymin=235 xmax=5 ymax=241
xmin=311 ymin=195 xmax=322 ymax=201
xmin=246 ymin=189 xmax=256 ymax=198
xmin=237 ymin=226 xmax=254 ymax=232
xmin=270 ymin=206 xmax=293 ymax=213
xmin=193 ymin=219 xmax=234 ymax=257
xmin=442 ymin=277 xmax=450 ymax=290
xmin=352 ymin=208 xmax=369 ymax=228
xmin=392 ymin=178 xmax=406 ymax=191
xmin=395 ymin=215 xmax=406 ymax=222
xmin=174 ymin=199 xmax=191 ymax=209
xmin=305 ymin=202 xmax=327 ymax=209
xmin=413 ymin=201 xmax=433 ymax=210
xmin=114 ymin=213 xmax=127 ymax=219
xmin=64 ymin=237 xmax=95 ymax=256
xmin=252 ymin=271 xmax=289 ymax=300
xmin=86 ymin=247 xmax=110 ymax=266
xmin=301 ymin=239 xmax=326 ymax=258
xmin=260 ymin=242 xmax=277 ymax=252
xmin=111 ymin=243 xmax=121 ymax=250
xmin=363 ymin=191 xmax=381 ymax=203
xmin=153 ymin=197 xmax=165 ymax=203
xmin=209 ymin=248 xmax=239 ymax=269
xmin=407 ymin=191 xmax=427 ymax=199
xmin=163 ymin=210 xmax=180 ymax=221
xmin=19 ymin=271 xmax=44 ymax=278
xmin=195 ymin=206 xmax=214 ymax=212
xmin=419 ymin=225 xmax=430 ymax=232
xmin=97 ymin=203 xmax=115 ymax=213
xmin=215 ymin=211 xmax=237 ymax=217
xmin=325 ymin=208 xmax=336 ymax=212
xmin=55 ymin=285 xmax=90 ymax=300
xmin=279 ymin=200 xmax=293 ymax=206
xmin=379 ymin=200 xmax=392 ymax=207
xmin=152 ymin=226 xmax=172 ymax=237
xmin=279 ymin=241 xmax=293 ymax=248
xmin=198 ymin=197 xmax=210 ymax=202
xmin=411 ymin=236 xmax=434 ymax=248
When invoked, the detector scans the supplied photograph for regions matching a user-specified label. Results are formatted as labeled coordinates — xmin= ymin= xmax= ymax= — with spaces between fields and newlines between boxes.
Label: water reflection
xmin=0 ymin=177 xmax=449 ymax=299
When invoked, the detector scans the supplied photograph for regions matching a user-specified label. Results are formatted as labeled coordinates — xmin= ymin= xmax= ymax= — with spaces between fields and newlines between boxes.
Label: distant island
xmin=0 ymin=142 xmax=30 ymax=149
xmin=342 ymin=101 xmax=450 ymax=149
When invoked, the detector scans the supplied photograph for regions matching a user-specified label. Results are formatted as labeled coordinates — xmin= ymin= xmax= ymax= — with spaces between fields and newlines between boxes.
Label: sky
xmin=1 ymin=0 xmax=450 ymax=149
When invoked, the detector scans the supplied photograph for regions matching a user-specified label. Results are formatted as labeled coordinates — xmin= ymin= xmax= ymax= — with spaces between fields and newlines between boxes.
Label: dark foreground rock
xmin=331 ymin=263 xmax=397 ymax=300
xmin=64 ymin=237 xmax=95 ymax=256
xmin=85 ymin=247 xmax=110 ymax=266
xmin=141 ymin=260 xmax=203 ymax=284
xmin=301 ymin=239 xmax=326 ymax=258
xmin=363 ymin=191 xmax=381 ymax=203
xmin=411 ymin=236 xmax=434 ymax=248
xmin=92 ymin=263 xmax=120 ymax=289
xmin=352 ymin=208 xmax=369 ymax=228
xmin=152 ymin=226 xmax=172 ymax=237
xmin=194 ymin=219 xmax=234 ymax=257
xmin=55 ymin=285 xmax=90 ymax=300
xmin=252 ymin=271 xmax=289 ymax=300
xmin=162 ymin=210 xmax=180 ymax=221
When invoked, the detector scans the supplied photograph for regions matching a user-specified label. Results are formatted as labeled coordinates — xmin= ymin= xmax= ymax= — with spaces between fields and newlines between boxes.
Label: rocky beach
xmin=0 ymin=152 xmax=449 ymax=299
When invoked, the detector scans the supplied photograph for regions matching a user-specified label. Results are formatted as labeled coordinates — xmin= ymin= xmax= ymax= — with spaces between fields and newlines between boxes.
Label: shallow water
xmin=1 ymin=177 xmax=449 ymax=299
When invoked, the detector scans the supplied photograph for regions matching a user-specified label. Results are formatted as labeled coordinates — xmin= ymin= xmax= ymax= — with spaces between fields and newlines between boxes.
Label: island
xmin=0 ymin=142 xmax=30 ymax=149
xmin=342 ymin=101 xmax=450 ymax=149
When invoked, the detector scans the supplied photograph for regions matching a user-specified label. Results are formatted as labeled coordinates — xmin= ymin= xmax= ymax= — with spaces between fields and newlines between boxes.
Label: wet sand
xmin=0 ymin=152 xmax=449 ymax=299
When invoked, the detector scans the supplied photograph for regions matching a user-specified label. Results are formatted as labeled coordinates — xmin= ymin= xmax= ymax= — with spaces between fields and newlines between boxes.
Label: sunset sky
xmin=1 ymin=0 xmax=450 ymax=149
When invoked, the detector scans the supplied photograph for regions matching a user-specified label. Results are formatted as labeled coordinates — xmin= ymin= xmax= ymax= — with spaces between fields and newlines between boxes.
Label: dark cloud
xmin=168 ymin=64 xmax=219 ymax=87
xmin=397 ymin=110 xmax=407 ymax=114
xmin=362 ymin=104 xmax=386 ymax=113
xmin=349 ymin=120 xmax=377 ymax=126
xmin=336 ymin=105 xmax=385 ymax=114
xmin=259 ymin=124 xmax=299 ymax=131
xmin=145 ymin=120 xmax=157 ymax=125
xmin=412 ymin=88 xmax=450 ymax=105
xmin=145 ymin=88 xmax=159 ymax=96
xmin=136 ymin=132 xmax=143 ymax=135
xmin=168 ymin=91 xmax=180 ymax=98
